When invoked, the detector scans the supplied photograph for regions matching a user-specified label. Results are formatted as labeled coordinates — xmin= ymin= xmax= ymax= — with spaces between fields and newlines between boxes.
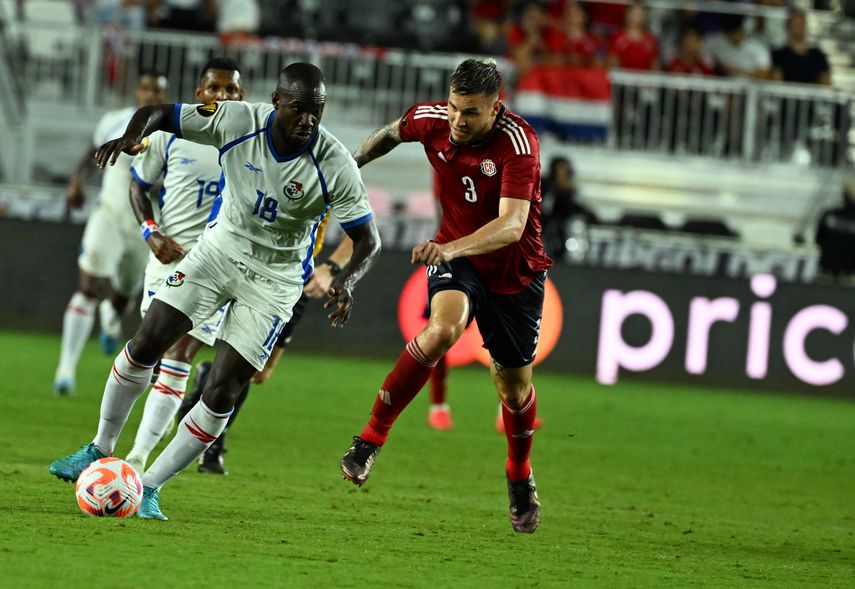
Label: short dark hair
xmin=200 ymin=57 xmax=241 ymax=81
xmin=277 ymin=62 xmax=326 ymax=94
xmin=449 ymin=59 xmax=501 ymax=98
xmin=721 ymin=13 xmax=744 ymax=34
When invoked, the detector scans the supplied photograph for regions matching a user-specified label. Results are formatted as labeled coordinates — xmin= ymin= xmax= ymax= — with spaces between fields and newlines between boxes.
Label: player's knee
xmin=498 ymin=383 xmax=531 ymax=409
xmin=200 ymin=380 xmax=243 ymax=413
xmin=424 ymin=322 xmax=464 ymax=353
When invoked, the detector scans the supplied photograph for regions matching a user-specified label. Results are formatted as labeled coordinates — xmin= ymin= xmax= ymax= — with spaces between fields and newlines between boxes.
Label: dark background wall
xmin=3 ymin=218 xmax=855 ymax=396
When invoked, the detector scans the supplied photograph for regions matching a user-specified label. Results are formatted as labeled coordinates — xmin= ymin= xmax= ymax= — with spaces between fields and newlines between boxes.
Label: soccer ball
xmin=75 ymin=457 xmax=143 ymax=517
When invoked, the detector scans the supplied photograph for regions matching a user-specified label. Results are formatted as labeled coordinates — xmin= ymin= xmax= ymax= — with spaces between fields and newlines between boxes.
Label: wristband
xmin=323 ymin=260 xmax=342 ymax=276
xmin=140 ymin=219 xmax=158 ymax=241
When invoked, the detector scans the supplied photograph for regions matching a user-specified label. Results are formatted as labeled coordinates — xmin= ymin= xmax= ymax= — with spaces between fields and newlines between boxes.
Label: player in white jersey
xmin=119 ymin=58 xmax=245 ymax=475
xmin=53 ymin=72 xmax=168 ymax=396
xmin=50 ymin=63 xmax=381 ymax=521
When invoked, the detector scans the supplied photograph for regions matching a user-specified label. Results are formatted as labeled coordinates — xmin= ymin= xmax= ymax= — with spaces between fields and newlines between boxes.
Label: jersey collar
xmin=265 ymin=110 xmax=318 ymax=163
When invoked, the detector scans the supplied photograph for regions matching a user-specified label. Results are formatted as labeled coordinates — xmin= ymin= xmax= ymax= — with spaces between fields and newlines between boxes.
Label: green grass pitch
xmin=1 ymin=331 xmax=853 ymax=588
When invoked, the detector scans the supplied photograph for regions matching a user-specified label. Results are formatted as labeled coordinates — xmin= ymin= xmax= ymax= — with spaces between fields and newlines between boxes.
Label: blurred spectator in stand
xmin=667 ymin=27 xmax=714 ymax=75
xmin=752 ymin=0 xmax=789 ymax=50
xmin=606 ymin=1 xmax=660 ymax=71
xmin=655 ymin=8 xmax=701 ymax=64
xmin=585 ymin=1 xmax=626 ymax=38
xmin=216 ymin=0 xmax=260 ymax=45
xmin=150 ymin=0 xmax=216 ymax=32
xmin=772 ymin=9 xmax=831 ymax=85
xmin=541 ymin=156 xmax=595 ymax=261
xmin=507 ymin=1 xmax=562 ymax=74
xmin=92 ymin=1 xmax=152 ymax=91
xmin=469 ymin=0 xmax=512 ymax=54
xmin=551 ymin=1 xmax=604 ymax=67
xmin=815 ymin=180 xmax=855 ymax=277
xmin=703 ymin=13 xmax=771 ymax=79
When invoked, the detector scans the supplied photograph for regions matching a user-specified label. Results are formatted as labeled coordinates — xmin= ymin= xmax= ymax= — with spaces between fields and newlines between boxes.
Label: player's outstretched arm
xmin=95 ymin=104 xmax=177 ymax=168
xmin=412 ymin=197 xmax=530 ymax=265
xmin=129 ymin=179 xmax=185 ymax=264
xmin=352 ymin=118 xmax=403 ymax=168
xmin=323 ymin=221 xmax=381 ymax=327
xmin=65 ymin=147 xmax=97 ymax=210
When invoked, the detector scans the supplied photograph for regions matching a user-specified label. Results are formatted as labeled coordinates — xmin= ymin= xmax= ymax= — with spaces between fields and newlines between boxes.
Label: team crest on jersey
xmin=480 ymin=159 xmax=497 ymax=177
xmin=195 ymin=103 xmax=218 ymax=118
xmin=284 ymin=181 xmax=304 ymax=200
xmin=166 ymin=271 xmax=185 ymax=287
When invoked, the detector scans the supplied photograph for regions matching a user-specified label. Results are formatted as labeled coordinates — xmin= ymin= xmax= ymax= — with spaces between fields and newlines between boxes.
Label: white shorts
xmin=153 ymin=237 xmax=303 ymax=370
xmin=78 ymin=205 xmax=149 ymax=296
xmin=140 ymin=255 xmax=227 ymax=347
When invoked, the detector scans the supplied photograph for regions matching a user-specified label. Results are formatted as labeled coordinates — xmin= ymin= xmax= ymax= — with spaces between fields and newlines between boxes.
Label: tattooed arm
xmin=352 ymin=118 xmax=403 ymax=168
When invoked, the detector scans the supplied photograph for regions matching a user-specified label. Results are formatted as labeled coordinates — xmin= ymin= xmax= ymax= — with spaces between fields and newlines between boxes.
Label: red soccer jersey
xmin=398 ymin=102 xmax=552 ymax=294
xmin=667 ymin=56 xmax=714 ymax=76
xmin=608 ymin=30 xmax=659 ymax=70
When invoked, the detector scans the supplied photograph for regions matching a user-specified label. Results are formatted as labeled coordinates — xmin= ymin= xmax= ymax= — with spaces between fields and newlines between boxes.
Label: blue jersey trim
xmin=218 ymin=127 xmax=266 ymax=166
xmin=301 ymin=205 xmax=331 ymax=283
xmin=129 ymin=167 xmax=153 ymax=189
xmin=207 ymin=171 xmax=225 ymax=222
xmin=265 ymin=110 xmax=317 ymax=163
xmin=172 ymin=104 xmax=183 ymax=138
xmin=340 ymin=212 xmax=374 ymax=229
xmin=158 ymin=134 xmax=177 ymax=208
xmin=308 ymin=149 xmax=330 ymax=206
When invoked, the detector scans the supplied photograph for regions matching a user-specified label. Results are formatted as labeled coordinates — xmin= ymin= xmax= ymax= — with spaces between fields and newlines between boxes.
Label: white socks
xmin=99 ymin=299 xmax=122 ymax=340
xmin=55 ymin=292 xmax=97 ymax=382
xmin=127 ymin=361 xmax=191 ymax=468
xmin=92 ymin=343 xmax=155 ymax=455
xmin=143 ymin=401 xmax=230 ymax=490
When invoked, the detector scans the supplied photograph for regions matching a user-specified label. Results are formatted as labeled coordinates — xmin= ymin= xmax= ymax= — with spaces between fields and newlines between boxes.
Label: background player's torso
xmin=157 ymin=137 xmax=221 ymax=249
xmin=94 ymin=107 xmax=136 ymax=229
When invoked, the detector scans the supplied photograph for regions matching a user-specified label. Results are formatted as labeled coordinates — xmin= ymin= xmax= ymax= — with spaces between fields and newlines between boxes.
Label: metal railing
xmin=3 ymin=22 xmax=853 ymax=170
xmin=609 ymin=70 xmax=852 ymax=167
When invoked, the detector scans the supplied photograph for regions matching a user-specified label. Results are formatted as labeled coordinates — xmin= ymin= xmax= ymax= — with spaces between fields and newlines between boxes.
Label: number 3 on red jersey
xmin=461 ymin=176 xmax=477 ymax=203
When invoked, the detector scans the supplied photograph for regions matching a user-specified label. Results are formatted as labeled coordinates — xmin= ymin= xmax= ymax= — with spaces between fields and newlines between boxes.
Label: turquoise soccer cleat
xmin=52 ymin=378 xmax=75 ymax=397
xmin=99 ymin=329 xmax=120 ymax=355
xmin=49 ymin=443 xmax=106 ymax=482
xmin=137 ymin=487 xmax=168 ymax=520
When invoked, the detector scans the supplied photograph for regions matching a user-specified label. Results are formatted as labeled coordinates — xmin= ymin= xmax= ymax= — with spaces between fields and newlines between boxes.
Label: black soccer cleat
xmin=340 ymin=436 xmax=381 ymax=486
xmin=197 ymin=445 xmax=227 ymax=475
xmin=507 ymin=474 xmax=541 ymax=533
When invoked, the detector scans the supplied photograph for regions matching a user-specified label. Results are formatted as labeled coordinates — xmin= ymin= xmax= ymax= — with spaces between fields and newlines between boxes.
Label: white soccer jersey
xmin=130 ymin=132 xmax=221 ymax=249
xmin=173 ymin=101 xmax=374 ymax=286
xmin=93 ymin=107 xmax=137 ymax=228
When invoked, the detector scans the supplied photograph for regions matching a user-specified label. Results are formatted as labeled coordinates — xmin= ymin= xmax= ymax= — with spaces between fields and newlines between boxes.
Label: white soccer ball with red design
xmin=75 ymin=457 xmax=143 ymax=517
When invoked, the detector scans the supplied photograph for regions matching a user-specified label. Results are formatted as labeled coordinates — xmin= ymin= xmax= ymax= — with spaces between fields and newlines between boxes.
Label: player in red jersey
xmin=340 ymin=59 xmax=551 ymax=533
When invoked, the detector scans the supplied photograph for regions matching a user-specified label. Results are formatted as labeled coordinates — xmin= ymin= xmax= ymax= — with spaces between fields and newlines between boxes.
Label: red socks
xmin=501 ymin=386 xmax=537 ymax=481
xmin=361 ymin=339 xmax=438 ymax=445
xmin=429 ymin=355 xmax=448 ymax=405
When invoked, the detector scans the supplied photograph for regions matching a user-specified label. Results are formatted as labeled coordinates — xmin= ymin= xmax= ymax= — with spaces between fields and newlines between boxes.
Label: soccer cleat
xmin=507 ymin=474 xmax=541 ymax=533
xmin=98 ymin=300 xmax=122 ymax=355
xmin=49 ymin=443 xmax=106 ymax=482
xmin=340 ymin=436 xmax=381 ymax=486
xmin=124 ymin=452 xmax=146 ymax=476
xmin=52 ymin=378 xmax=75 ymax=397
xmin=99 ymin=329 xmax=120 ymax=355
xmin=137 ymin=486 xmax=168 ymax=520
xmin=197 ymin=446 xmax=227 ymax=475
xmin=427 ymin=406 xmax=454 ymax=430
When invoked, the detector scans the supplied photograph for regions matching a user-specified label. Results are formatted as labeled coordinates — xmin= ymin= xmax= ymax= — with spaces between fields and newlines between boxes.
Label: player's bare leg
xmin=53 ymin=270 xmax=110 ymax=396
xmin=49 ymin=300 xmax=192 ymax=482
xmin=140 ymin=342 xmax=257 ymax=519
xmin=341 ymin=290 xmax=468 ymax=484
xmin=491 ymin=359 xmax=541 ymax=533
xmin=125 ymin=334 xmax=205 ymax=473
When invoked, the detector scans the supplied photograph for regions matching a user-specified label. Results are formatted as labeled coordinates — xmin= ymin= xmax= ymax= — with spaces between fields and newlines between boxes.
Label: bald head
xmin=271 ymin=63 xmax=327 ymax=152
xmin=276 ymin=62 xmax=326 ymax=98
